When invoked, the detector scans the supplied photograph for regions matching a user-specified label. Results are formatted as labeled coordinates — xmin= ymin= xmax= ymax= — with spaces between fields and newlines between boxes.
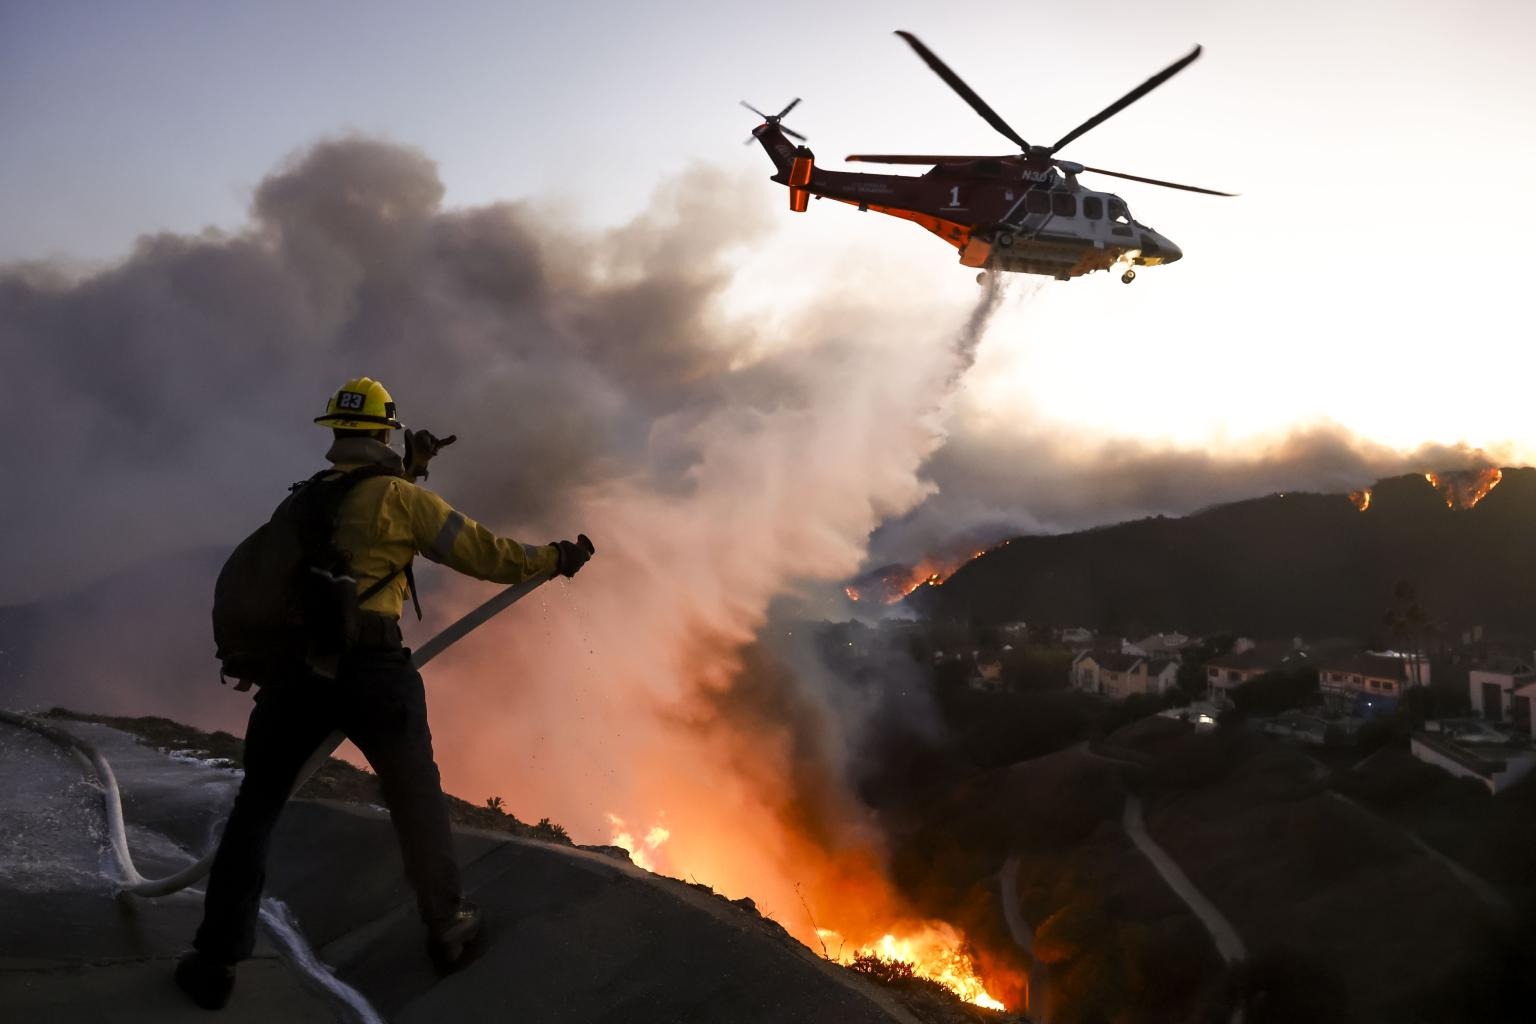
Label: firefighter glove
xmin=551 ymin=539 xmax=592 ymax=578
xmin=404 ymin=429 xmax=457 ymax=481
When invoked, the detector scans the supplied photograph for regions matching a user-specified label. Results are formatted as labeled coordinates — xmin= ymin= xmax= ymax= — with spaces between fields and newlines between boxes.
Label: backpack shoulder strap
xmin=356 ymin=561 xmax=423 ymax=621
xmin=336 ymin=466 xmax=423 ymax=620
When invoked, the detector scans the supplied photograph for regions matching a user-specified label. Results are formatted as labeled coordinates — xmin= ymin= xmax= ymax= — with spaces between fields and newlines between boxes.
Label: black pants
xmin=193 ymin=646 xmax=461 ymax=963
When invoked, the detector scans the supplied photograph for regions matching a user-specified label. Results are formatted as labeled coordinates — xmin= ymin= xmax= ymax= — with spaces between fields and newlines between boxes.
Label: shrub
xmin=849 ymin=952 xmax=916 ymax=983
xmin=528 ymin=817 xmax=570 ymax=843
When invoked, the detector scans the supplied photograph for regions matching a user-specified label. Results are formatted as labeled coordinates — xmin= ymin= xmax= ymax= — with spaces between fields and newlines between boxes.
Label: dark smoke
xmin=0 ymin=137 xmax=769 ymax=604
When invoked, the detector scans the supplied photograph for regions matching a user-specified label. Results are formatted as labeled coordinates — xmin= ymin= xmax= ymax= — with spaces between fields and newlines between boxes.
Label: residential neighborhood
xmin=1059 ymin=625 xmax=1535 ymax=792
xmin=814 ymin=610 xmax=1536 ymax=803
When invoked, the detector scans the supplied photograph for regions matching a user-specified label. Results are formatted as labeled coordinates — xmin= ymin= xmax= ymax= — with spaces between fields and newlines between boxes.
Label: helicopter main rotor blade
xmin=781 ymin=125 xmax=808 ymax=141
xmin=1081 ymin=164 xmax=1237 ymax=196
xmin=777 ymin=97 xmax=802 ymax=119
xmin=740 ymin=100 xmax=771 ymax=119
xmin=1049 ymin=46 xmax=1203 ymax=155
xmin=844 ymin=153 xmax=1008 ymax=164
xmin=895 ymin=31 xmax=1030 ymax=152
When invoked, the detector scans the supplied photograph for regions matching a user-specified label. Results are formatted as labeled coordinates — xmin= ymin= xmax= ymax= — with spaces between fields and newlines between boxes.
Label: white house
xmin=1469 ymin=657 xmax=1536 ymax=735
xmin=1410 ymin=730 xmax=1536 ymax=795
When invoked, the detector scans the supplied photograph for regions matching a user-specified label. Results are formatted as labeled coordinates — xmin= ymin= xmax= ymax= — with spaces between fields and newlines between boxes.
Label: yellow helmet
xmin=314 ymin=377 xmax=405 ymax=431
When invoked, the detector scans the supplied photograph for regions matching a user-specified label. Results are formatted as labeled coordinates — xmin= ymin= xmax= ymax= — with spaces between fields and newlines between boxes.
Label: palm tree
xmin=1384 ymin=581 xmax=1429 ymax=719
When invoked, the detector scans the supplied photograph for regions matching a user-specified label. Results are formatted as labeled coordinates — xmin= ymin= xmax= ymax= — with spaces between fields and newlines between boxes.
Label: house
xmin=1318 ymin=651 xmax=1429 ymax=713
xmin=1126 ymin=632 xmax=1193 ymax=660
xmin=1146 ymin=658 xmax=1180 ymax=696
xmin=1468 ymin=656 xmax=1536 ymax=735
xmin=1203 ymin=643 xmax=1305 ymax=697
xmin=1058 ymin=627 xmax=1095 ymax=649
xmin=1072 ymin=652 xmax=1179 ymax=699
xmin=969 ymin=655 xmax=1005 ymax=692
xmin=1410 ymin=728 xmax=1536 ymax=795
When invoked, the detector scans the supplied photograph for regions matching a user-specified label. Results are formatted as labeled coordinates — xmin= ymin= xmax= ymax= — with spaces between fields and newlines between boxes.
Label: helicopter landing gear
xmin=976 ymin=271 xmax=989 ymax=285
xmin=995 ymin=231 xmax=1015 ymax=249
xmin=1121 ymin=269 xmax=1136 ymax=284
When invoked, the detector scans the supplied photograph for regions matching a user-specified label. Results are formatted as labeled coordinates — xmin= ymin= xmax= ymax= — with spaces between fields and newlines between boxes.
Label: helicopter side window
xmin=1108 ymin=198 xmax=1130 ymax=223
xmin=1025 ymin=190 xmax=1051 ymax=215
xmin=1083 ymin=197 xmax=1104 ymax=219
xmin=1052 ymin=193 xmax=1077 ymax=217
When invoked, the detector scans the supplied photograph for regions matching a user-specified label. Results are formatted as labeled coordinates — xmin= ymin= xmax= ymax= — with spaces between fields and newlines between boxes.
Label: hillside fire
xmin=845 ymin=546 xmax=995 ymax=604
xmin=1424 ymin=468 xmax=1504 ymax=510
xmin=1348 ymin=488 xmax=1373 ymax=512
xmin=820 ymin=925 xmax=1009 ymax=1010
xmin=603 ymin=812 xmax=1015 ymax=1010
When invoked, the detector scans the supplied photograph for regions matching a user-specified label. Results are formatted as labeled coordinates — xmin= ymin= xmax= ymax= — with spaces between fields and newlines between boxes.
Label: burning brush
xmin=1424 ymin=468 xmax=1504 ymax=510
xmin=844 ymin=543 xmax=1002 ymax=605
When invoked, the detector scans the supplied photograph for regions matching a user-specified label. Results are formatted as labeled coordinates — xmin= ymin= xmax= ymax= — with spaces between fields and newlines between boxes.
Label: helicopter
xmin=745 ymin=31 xmax=1234 ymax=284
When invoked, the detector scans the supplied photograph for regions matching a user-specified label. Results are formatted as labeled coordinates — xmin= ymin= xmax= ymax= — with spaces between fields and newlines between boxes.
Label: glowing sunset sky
xmin=5 ymin=0 xmax=1533 ymax=476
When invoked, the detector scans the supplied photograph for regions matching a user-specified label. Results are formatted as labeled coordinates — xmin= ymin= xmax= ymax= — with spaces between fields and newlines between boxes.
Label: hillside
xmin=886 ymin=717 xmax=1536 ymax=1023
xmin=0 ymin=714 xmax=1010 ymax=1024
xmin=918 ymin=468 xmax=1536 ymax=639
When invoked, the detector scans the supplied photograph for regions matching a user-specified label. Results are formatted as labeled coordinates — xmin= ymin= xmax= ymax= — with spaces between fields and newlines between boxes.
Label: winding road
xmin=1121 ymin=794 xmax=1246 ymax=964
xmin=994 ymin=741 xmax=1248 ymax=1023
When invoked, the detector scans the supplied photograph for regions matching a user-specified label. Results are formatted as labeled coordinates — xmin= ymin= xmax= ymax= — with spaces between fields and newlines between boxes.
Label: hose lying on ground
xmin=0 ymin=707 xmax=388 ymax=1024
xmin=0 ymin=565 xmax=565 ymax=898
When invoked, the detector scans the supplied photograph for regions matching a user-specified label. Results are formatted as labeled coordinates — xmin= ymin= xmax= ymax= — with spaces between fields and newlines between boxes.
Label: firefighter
xmin=176 ymin=377 xmax=590 ymax=1009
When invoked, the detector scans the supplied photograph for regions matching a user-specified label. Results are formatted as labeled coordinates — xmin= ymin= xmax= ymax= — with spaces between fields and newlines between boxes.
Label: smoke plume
xmin=1 ymin=137 xmax=1008 ymax=972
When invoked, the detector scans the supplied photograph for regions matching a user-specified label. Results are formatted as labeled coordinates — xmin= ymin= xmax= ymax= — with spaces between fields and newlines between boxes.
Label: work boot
xmin=174 ymin=950 xmax=236 ymax=1010
xmin=427 ymin=900 xmax=483 ymax=972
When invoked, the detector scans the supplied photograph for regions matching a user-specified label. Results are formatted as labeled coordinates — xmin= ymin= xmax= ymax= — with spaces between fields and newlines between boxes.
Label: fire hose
xmin=0 ymin=533 xmax=594 ymax=899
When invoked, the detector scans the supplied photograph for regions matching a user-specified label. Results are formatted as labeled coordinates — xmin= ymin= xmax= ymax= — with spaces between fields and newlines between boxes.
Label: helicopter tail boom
xmin=753 ymin=121 xmax=800 ymax=180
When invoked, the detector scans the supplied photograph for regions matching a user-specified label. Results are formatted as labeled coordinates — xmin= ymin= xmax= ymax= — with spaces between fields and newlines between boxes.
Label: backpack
xmin=212 ymin=465 xmax=419 ymax=689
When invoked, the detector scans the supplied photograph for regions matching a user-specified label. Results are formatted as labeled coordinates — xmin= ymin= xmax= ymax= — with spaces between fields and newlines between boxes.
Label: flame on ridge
xmin=846 ymin=546 xmax=995 ymax=605
xmin=605 ymin=814 xmax=1012 ymax=1010
xmin=1424 ymin=467 xmax=1503 ymax=510
xmin=607 ymin=813 xmax=671 ymax=871
xmin=817 ymin=924 xmax=1008 ymax=1010
xmin=1348 ymin=488 xmax=1372 ymax=512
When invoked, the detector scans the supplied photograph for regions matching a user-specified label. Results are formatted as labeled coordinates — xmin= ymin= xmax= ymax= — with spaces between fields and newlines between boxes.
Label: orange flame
xmin=1424 ymin=467 xmax=1503 ymax=509
xmin=1348 ymin=488 xmax=1372 ymax=512
xmin=606 ymin=813 xmax=1015 ymax=1010
xmin=819 ymin=924 xmax=1009 ymax=1010
xmin=848 ymin=548 xmax=989 ymax=604
xmin=607 ymin=813 xmax=671 ymax=872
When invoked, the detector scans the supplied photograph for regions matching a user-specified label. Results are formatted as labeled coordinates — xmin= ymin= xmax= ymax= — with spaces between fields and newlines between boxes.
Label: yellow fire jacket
xmin=326 ymin=438 xmax=560 ymax=618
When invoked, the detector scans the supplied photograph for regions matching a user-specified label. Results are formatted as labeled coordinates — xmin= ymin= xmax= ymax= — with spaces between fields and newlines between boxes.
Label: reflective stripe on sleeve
xmin=432 ymin=511 xmax=467 ymax=561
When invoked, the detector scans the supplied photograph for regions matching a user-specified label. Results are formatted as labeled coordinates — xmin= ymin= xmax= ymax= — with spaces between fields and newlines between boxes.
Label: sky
xmin=4 ymin=0 xmax=1535 ymax=590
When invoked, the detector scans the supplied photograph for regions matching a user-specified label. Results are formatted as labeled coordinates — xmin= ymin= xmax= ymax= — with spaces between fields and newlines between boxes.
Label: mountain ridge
xmin=916 ymin=467 xmax=1536 ymax=641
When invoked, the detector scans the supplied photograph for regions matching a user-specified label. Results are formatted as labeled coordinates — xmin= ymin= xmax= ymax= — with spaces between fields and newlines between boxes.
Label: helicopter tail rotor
xmin=741 ymin=98 xmax=808 ymax=145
